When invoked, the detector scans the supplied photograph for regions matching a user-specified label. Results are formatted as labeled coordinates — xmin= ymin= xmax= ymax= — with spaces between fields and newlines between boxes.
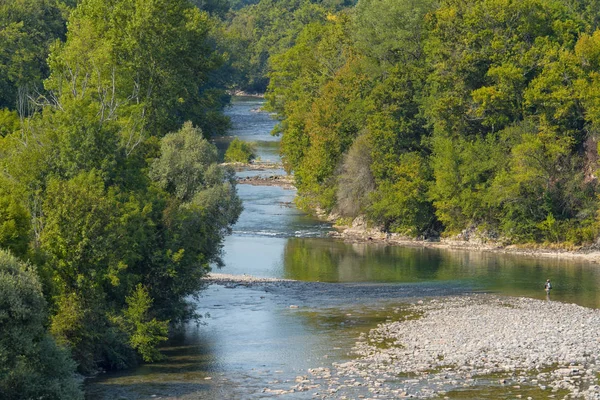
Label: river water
xmin=86 ymin=97 xmax=600 ymax=399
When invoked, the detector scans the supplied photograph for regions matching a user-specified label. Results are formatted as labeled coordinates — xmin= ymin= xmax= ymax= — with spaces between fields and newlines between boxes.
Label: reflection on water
xmin=279 ymin=238 xmax=600 ymax=308
xmin=86 ymin=96 xmax=600 ymax=399
xmin=86 ymin=284 xmax=392 ymax=399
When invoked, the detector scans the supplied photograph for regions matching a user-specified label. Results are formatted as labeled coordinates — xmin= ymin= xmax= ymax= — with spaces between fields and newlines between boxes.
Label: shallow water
xmin=213 ymin=96 xmax=281 ymax=163
xmin=86 ymin=97 xmax=600 ymax=399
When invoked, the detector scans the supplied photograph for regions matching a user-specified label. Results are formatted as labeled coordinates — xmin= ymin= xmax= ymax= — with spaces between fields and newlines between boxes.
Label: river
xmin=86 ymin=96 xmax=600 ymax=399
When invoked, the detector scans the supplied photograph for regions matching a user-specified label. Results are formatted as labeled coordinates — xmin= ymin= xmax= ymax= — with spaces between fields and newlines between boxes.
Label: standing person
xmin=544 ymin=279 xmax=552 ymax=295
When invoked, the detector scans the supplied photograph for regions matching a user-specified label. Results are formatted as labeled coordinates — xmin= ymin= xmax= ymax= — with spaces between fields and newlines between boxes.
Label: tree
xmin=150 ymin=122 xmax=220 ymax=202
xmin=224 ymin=137 xmax=257 ymax=163
xmin=352 ymin=0 xmax=435 ymax=68
xmin=46 ymin=0 xmax=227 ymax=137
xmin=148 ymin=122 xmax=242 ymax=320
xmin=0 ymin=0 xmax=67 ymax=111
xmin=0 ymin=176 xmax=30 ymax=258
xmin=336 ymin=135 xmax=375 ymax=217
xmin=0 ymin=249 xmax=82 ymax=400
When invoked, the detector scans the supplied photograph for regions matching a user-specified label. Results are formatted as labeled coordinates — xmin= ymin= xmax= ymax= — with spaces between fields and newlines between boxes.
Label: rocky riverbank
xmin=329 ymin=216 xmax=600 ymax=264
xmin=236 ymin=174 xmax=295 ymax=189
xmin=315 ymin=295 xmax=600 ymax=399
xmin=221 ymin=161 xmax=284 ymax=171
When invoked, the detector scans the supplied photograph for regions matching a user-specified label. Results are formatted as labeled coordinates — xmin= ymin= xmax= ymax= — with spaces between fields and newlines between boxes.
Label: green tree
xmin=268 ymin=17 xmax=352 ymax=174
xmin=148 ymin=122 xmax=242 ymax=320
xmin=294 ymin=55 xmax=374 ymax=211
xmin=0 ymin=249 xmax=82 ymax=400
xmin=352 ymin=0 xmax=435 ymax=68
xmin=336 ymin=135 xmax=375 ymax=217
xmin=224 ymin=137 xmax=257 ymax=163
xmin=46 ymin=0 xmax=227 ymax=137
xmin=0 ymin=176 xmax=30 ymax=258
xmin=0 ymin=0 xmax=67 ymax=111
xmin=150 ymin=122 xmax=220 ymax=202
xmin=119 ymin=285 xmax=168 ymax=362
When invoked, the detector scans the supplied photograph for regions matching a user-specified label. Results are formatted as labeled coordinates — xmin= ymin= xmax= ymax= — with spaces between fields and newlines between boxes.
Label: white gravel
xmin=313 ymin=295 xmax=600 ymax=398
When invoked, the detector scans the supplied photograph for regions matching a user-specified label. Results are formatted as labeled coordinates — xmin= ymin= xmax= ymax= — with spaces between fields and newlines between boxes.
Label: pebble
xmin=299 ymin=295 xmax=600 ymax=399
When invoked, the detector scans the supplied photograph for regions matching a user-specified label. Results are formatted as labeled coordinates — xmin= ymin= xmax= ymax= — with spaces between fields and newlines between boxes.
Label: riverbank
xmin=322 ymin=295 xmax=600 ymax=399
xmin=236 ymin=174 xmax=295 ymax=189
xmin=205 ymin=274 xmax=600 ymax=399
xmin=221 ymin=161 xmax=283 ymax=171
xmin=329 ymin=217 xmax=600 ymax=264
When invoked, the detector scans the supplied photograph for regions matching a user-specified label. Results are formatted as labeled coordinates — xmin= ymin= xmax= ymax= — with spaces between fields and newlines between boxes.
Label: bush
xmin=224 ymin=137 xmax=257 ymax=163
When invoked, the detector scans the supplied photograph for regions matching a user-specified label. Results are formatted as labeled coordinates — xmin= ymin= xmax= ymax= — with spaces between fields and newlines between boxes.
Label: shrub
xmin=224 ymin=137 xmax=257 ymax=163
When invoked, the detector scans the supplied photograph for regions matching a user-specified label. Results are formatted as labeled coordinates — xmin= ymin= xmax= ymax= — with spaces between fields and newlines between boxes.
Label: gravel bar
xmin=311 ymin=295 xmax=600 ymax=399
xmin=205 ymin=274 xmax=600 ymax=398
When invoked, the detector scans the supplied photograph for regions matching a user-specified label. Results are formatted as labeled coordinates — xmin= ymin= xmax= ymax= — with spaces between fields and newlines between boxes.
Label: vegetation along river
xmin=86 ymin=97 xmax=600 ymax=399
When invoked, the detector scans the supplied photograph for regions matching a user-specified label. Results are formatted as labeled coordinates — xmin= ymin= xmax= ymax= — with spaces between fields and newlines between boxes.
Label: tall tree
xmin=0 ymin=0 xmax=67 ymax=111
xmin=45 ymin=0 xmax=227 ymax=137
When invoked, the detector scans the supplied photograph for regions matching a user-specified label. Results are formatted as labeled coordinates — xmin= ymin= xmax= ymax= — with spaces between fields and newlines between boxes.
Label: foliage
xmin=0 ymin=176 xmax=30 ymax=258
xmin=0 ymin=0 xmax=243 ymax=376
xmin=368 ymin=152 xmax=435 ymax=236
xmin=225 ymin=0 xmax=352 ymax=92
xmin=336 ymin=135 xmax=374 ymax=217
xmin=121 ymin=285 xmax=169 ymax=362
xmin=224 ymin=137 xmax=257 ymax=163
xmin=268 ymin=0 xmax=600 ymax=244
xmin=150 ymin=122 xmax=220 ymax=201
xmin=0 ymin=0 xmax=67 ymax=111
xmin=0 ymin=249 xmax=82 ymax=400
xmin=46 ymin=0 xmax=228 ymax=137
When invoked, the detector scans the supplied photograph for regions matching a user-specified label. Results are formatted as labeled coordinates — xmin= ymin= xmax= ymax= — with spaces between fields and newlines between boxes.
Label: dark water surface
xmin=86 ymin=97 xmax=600 ymax=399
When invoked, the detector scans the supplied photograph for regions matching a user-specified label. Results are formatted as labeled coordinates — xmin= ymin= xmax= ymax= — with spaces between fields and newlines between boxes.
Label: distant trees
xmin=224 ymin=0 xmax=354 ymax=92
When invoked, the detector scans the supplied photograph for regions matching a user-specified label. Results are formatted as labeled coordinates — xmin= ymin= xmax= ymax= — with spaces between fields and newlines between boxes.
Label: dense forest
xmin=0 ymin=0 xmax=244 ymax=397
xmin=2 ymin=0 xmax=600 ymax=397
xmin=266 ymin=0 xmax=600 ymax=245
